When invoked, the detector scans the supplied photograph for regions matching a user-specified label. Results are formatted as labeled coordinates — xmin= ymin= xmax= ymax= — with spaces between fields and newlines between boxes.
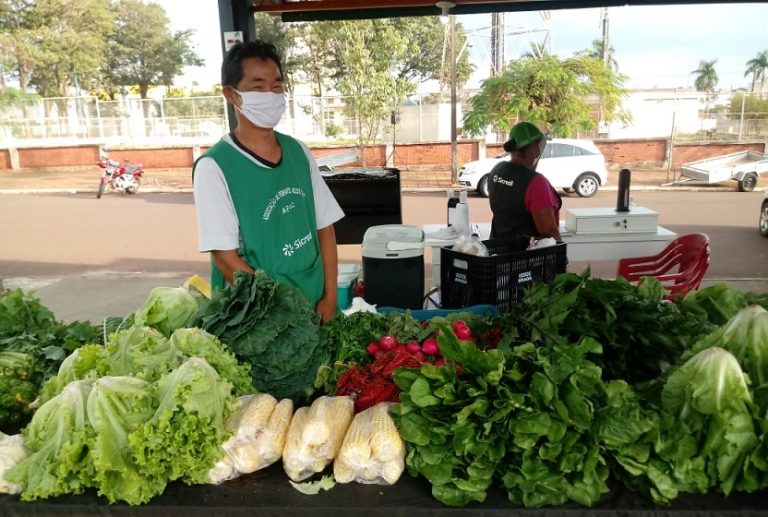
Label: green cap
xmin=503 ymin=122 xmax=544 ymax=152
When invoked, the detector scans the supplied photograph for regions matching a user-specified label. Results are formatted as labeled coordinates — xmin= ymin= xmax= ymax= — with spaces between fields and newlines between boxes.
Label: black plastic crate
xmin=440 ymin=236 xmax=567 ymax=313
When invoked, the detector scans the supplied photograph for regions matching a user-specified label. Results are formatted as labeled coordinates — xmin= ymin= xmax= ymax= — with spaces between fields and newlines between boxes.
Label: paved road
xmin=0 ymin=190 xmax=765 ymax=320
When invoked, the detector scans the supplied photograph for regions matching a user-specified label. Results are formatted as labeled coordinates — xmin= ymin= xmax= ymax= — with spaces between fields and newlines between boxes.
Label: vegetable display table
xmin=2 ymin=464 xmax=768 ymax=517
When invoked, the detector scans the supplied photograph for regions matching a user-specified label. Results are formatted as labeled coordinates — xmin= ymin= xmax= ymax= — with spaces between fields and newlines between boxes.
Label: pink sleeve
xmin=525 ymin=174 xmax=559 ymax=213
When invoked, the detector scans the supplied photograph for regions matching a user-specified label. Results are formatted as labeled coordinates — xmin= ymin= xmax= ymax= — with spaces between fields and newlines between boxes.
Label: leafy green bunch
xmin=0 ymin=289 xmax=102 ymax=433
xmin=6 ymin=357 xmax=236 ymax=505
xmin=192 ymin=270 xmax=330 ymax=401
xmin=392 ymin=325 xmax=611 ymax=508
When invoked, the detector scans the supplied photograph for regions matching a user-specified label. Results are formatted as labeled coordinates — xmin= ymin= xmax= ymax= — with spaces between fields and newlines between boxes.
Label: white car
xmin=459 ymin=138 xmax=608 ymax=198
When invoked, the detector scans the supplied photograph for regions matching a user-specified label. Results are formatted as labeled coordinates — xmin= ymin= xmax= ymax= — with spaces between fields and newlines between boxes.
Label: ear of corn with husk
xmin=282 ymin=396 xmax=354 ymax=482
xmin=207 ymin=393 xmax=294 ymax=484
xmin=333 ymin=402 xmax=405 ymax=485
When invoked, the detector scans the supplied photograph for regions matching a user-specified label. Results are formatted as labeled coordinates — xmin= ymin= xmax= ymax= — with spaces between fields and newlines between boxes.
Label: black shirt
xmin=488 ymin=161 xmax=562 ymax=239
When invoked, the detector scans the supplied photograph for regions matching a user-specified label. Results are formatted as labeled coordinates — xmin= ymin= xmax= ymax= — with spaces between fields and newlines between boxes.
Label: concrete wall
xmin=1 ymin=139 xmax=766 ymax=171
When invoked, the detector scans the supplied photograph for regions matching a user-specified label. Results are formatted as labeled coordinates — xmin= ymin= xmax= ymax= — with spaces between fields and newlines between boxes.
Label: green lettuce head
xmin=133 ymin=287 xmax=198 ymax=337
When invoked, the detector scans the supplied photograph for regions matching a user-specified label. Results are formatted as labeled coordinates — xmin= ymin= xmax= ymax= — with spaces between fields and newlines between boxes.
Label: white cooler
xmin=361 ymin=225 xmax=425 ymax=309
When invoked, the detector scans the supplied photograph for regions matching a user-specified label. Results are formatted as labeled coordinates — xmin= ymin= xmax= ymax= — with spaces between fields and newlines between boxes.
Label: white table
xmin=423 ymin=222 xmax=677 ymax=289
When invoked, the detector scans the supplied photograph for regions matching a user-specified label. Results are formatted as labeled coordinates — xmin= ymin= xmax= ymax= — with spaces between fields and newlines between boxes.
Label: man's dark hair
xmin=221 ymin=40 xmax=283 ymax=88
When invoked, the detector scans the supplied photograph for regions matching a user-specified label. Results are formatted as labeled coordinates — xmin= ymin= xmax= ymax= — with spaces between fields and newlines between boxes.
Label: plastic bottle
xmin=447 ymin=189 xmax=459 ymax=226
xmin=454 ymin=191 xmax=470 ymax=235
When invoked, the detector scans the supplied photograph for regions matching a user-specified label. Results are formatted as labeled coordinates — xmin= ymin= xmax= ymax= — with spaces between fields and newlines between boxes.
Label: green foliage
xmin=294 ymin=17 xmax=471 ymax=157
xmin=728 ymin=93 xmax=768 ymax=120
xmin=463 ymin=54 xmax=629 ymax=138
xmin=105 ymin=0 xmax=202 ymax=98
xmin=692 ymin=60 xmax=719 ymax=92
xmin=744 ymin=50 xmax=768 ymax=93
xmin=0 ymin=87 xmax=38 ymax=109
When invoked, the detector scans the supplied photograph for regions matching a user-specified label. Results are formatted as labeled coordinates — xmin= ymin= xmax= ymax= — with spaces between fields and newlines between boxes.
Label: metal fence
xmin=1 ymin=89 xmax=767 ymax=145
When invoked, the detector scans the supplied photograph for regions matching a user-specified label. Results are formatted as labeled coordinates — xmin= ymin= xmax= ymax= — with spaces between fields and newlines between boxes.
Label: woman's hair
xmin=221 ymin=40 xmax=283 ymax=88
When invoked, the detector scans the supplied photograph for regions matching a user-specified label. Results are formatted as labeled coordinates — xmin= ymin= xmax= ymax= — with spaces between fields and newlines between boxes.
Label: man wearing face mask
xmin=193 ymin=40 xmax=344 ymax=323
xmin=488 ymin=121 xmax=562 ymax=241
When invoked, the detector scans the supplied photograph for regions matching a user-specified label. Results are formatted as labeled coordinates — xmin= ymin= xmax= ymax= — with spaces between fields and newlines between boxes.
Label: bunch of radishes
xmin=366 ymin=319 xmax=478 ymax=366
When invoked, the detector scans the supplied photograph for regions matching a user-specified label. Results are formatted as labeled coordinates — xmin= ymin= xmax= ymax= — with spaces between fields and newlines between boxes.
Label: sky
xmin=155 ymin=1 xmax=768 ymax=92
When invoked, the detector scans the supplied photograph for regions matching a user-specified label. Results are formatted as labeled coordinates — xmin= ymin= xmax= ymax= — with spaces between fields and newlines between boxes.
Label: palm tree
xmin=745 ymin=50 xmax=768 ymax=96
xmin=590 ymin=39 xmax=618 ymax=72
xmin=692 ymin=60 xmax=718 ymax=92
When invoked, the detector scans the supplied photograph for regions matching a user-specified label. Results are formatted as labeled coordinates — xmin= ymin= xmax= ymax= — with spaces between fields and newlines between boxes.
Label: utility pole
xmin=450 ymin=14 xmax=458 ymax=185
xmin=601 ymin=7 xmax=610 ymax=68
xmin=490 ymin=12 xmax=504 ymax=75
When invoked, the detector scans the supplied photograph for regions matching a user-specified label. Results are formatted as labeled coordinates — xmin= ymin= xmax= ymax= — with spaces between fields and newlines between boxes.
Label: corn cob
xmin=282 ymin=406 xmax=311 ymax=481
xmin=333 ymin=402 xmax=405 ymax=485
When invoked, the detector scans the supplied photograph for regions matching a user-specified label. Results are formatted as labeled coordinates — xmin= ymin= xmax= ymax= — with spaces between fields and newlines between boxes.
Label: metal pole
xmin=95 ymin=97 xmax=103 ymax=139
xmin=738 ymin=92 xmax=746 ymax=141
xmin=666 ymin=91 xmax=677 ymax=182
xmin=450 ymin=14 xmax=458 ymax=186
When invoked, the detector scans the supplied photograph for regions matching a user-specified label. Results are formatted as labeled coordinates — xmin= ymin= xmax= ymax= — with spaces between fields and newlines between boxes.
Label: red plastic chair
xmin=616 ymin=233 xmax=710 ymax=299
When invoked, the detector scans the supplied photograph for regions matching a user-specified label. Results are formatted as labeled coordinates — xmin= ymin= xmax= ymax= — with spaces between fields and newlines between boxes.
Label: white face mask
xmin=232 ymin=89 xmax=286 ymax=129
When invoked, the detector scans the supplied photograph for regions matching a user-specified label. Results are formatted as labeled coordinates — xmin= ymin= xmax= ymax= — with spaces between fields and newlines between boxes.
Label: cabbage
xmin=133 ymin=286 xmax=198 ymax=337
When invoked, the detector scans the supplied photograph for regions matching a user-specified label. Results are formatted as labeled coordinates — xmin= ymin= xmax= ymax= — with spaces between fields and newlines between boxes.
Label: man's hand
xmin=315 ymin=295 xmax=337 ymax=324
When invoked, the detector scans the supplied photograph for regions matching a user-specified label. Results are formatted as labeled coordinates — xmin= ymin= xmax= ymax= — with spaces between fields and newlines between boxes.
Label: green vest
xmin=194 ymin=133 xmax=325 ymax=305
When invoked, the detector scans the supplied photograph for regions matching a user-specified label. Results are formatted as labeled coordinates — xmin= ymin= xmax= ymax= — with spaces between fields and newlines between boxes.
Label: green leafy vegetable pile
xmin=499 ymin=272 xmax=715 ymax=383
xmin=0 ymin=289 xmax=102 ymax=433
xmin=6 ymin=323 xmax=246 ymax=505
xmin=192 ymin=270 xmax=330 ymax=401
xmin=392 ymin=326 xmax=612 ymax=507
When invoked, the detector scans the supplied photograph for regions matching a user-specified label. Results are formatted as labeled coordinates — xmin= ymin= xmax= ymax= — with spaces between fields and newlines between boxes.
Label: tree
xmin=692 ymin=59 xmax=718 ymax=92
xmin=106 ymin=0 xmax=203 ymax=99
xmin=462 ymin=54 xmax=628 ymax=138
xmin=4 ymin=0 xmax=114 ymax=98
xmin=745 ymin=50 xmax=768 ymax=95
xmin=294 ymin=17 xmax=472 ymax=160
xmin=588 ymin=39 xmax=618 ymax=72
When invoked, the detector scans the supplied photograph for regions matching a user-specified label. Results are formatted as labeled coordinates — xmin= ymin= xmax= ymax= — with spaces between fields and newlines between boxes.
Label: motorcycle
xmin=96 ymin=157 xmax=144 ymax=199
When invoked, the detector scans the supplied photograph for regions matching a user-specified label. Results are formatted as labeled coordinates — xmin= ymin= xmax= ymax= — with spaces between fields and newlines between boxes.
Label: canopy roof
xmin=248 ymin=0 xmax=762 ymax=22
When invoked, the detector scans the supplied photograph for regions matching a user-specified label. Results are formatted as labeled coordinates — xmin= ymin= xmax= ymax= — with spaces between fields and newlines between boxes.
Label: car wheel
xmin=760 ymin=200 xmax=768 ymax=237
xmin=478 ymin=175 xmax=490 ymax=197
xmin=574 ymin=173 xmax=600 ymax=198
xmin=738 ymin=172 xmax=758 ymax=192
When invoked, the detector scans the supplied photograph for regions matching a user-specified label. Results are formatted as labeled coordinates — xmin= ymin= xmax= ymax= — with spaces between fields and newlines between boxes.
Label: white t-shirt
xmin=193 ymin=134 xmax=344 ymax=252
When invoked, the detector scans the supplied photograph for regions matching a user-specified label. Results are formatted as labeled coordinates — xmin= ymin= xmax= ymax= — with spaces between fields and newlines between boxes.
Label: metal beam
xmin=245 ymin=0 xmax=766 ymax=22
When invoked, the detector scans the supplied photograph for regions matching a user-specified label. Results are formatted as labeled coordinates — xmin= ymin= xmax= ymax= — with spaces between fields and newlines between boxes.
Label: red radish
xmin=454 ymin=325 xmax=472 ymax=341
xmin=413 ymin=351 xmax=426 ymax=362
xmin=367 ymin=342 xmax=379 ymax=356
xmin=452 ymin=320 xmax=468 ymax=332
xmin=422 ymin=337 xmax=439 ymax=356
xmin=396 ymin=344 xmax=408 ymax=355
xmin=434 ymin=358 xmax=446 ymax=366
xmin=379 ymin=335 xmax=397 ymax=351
xmin=406 ymin=341 xmax=422 ymax=354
